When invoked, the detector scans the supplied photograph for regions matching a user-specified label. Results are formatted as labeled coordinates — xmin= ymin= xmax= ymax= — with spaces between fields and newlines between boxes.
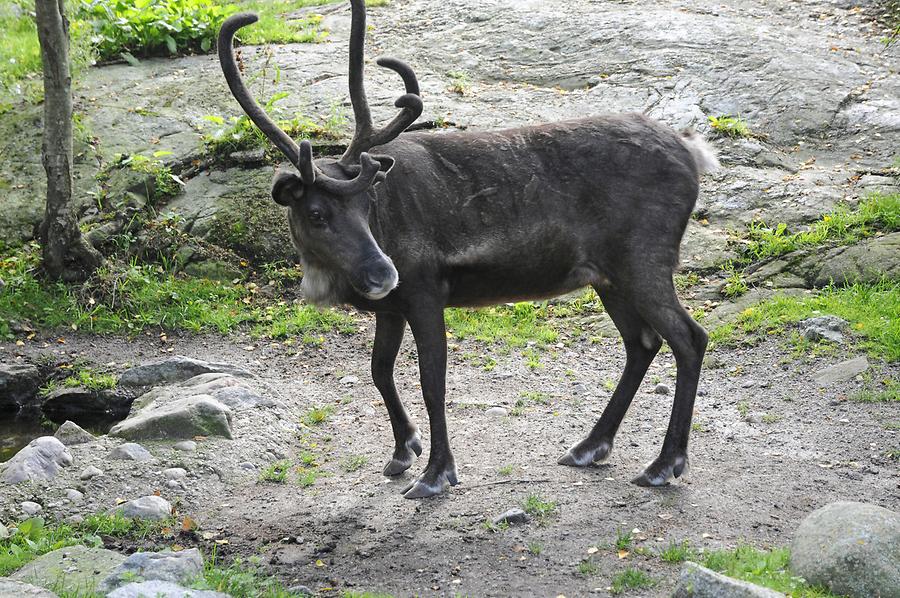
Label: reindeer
xmin=218 ymin=0 xmax=718 ymax=499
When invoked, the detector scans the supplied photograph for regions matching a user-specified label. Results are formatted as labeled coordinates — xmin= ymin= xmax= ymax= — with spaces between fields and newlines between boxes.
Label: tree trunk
xmin=35 ymin=0 xmax=102 ymax=282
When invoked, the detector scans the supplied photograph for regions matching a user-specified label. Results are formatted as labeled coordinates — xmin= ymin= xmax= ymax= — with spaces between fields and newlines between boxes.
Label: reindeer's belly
xmin=444 ymin=259 xmax=604 ymax=307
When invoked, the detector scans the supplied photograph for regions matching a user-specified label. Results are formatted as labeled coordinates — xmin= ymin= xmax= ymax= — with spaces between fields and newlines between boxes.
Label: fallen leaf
xmin=315 ymin=559 xmax=325 ymax=567
xmin=182 ymin=516 xmax=196 ymax=531
xmin=617 ymin=549 xmax=630 ymax=559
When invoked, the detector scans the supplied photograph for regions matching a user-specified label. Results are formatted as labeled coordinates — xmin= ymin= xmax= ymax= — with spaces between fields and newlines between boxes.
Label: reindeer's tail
xmin=680 ymin=129 xmax=720 ymax=174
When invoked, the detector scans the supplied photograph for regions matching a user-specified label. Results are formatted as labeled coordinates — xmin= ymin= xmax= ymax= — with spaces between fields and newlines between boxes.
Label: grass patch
xmin=659 ymin=540 xmax=695 ymax=563
xmin=738 ymin=192 xmax=900 ymax=263
xmin=711 ymin=279 xmax=900 ymax=361
xmin=521 ymin=493 xmax=557 ymax=523
xmin=708 ymin=114 xmax=753 ymax=138
xmin=446 ymin=302 xmax=558 ymax=347
xmin=259 ymin=459 xmax=292 ymax=482
xmin=447 ymin=70 xmax=471 ymax=95
xmin=721 ymin=261 xmax=749 ymax=298
xmin=235 ymin=0 xmax=335 ymax=45
xmin=497 ymin=464 xmax=515 ymax=476
xmin=615 ymin=529 xmax=633 ymax=551
xmin=0 ymin=514 xmax=171 ymax=577
xmin=0 ymin=243 xmax=357 ymax=340
xmin=610 ymin=568 xmax=655 ymax=594
xmin=62 ymin=367 xmax=118 ymax=391
xmin=850 ymin=377 xmax=899 ymax=402
xmin=302 ymin=405 xmax=333 ymax=426
xmin=341 ymin=454 xmax=367 ymax=472
xmin=577 ymin=559 xmax=600 ymax=576
xmin=203 ymin=93 xmax=346 ymax=161
xmin=702 ymin=545 xmax=839 ymax=597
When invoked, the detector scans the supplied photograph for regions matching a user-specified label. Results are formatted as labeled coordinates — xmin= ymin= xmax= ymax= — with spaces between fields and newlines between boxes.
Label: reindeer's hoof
xmin=557 ymin=439 xmax=613 ymax=467
xmin=631 ymin=453 xmax=689 ymax=487
xmin=401 ymin=463 xmax=458 ymax=499
xmin=382 ymin=433 xmax=423 ymax=477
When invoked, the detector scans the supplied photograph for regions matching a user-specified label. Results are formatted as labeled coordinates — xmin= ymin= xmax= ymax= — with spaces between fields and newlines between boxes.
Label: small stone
xmin=0 ymin=522 xmax=9 ymax=539
xmin=697 ymin=388 xmax=708 ymax=396
xmin=173 ymin=440 xmax=197 ymax=452
xmin=54 ymin=420 xmax=96 ymax=446
xmin=492 ymin=508 xmax=530 ymax=526
xmin=80 ymin=465 xmax=103 ymax=480
xmin=66 ymin=489 xmax=84 ymax=503
xmin=166 ymin=480 xmax=182 ymax=489
xmin=163 ymin=467 xmax=187 ymax=480
xmin=287 ymin=585 xmax=314 ymax=596
xmin=814 ymin=356 xmax=869 ymax=387
xmin=339 ymin=375 xmax=360 ymax=385
xmin=107 ymin=580 xmax=230 ymax=598
xmin=800 ymin=315 xmax=847 ymax=344
xmin=485 ymin=406 xmax=508 ymax=417
xmin=115 ymin=495 xmax=172 ymax=520
xmin=2 ymin=436 xmax=73 ymax=484
xmin=21 ymin=501 xmax=43 ymax=516
xmin=654 ymin=383 xmax=670 ymax=395
xmin=110 ymin=442 xmax=154 ymax=461
xmin=239 ymin=461 xmax=255 ymax=470
xmin=740 ymin=380 xmax=756 ymax=388
xmin=67 ymin=514 xmax=84 ymax=525
xmin=673 ymin=561 xmax=784 ymax=597
xmin=99 ymin=547 xmax=204 ymax=593
xmin=0 ymin=579 xmax=60 ymax=597
xmin=229 ymin=148 xmax=266 ymax=165
xmin=572 ymin=382 xmax=588 ymax=394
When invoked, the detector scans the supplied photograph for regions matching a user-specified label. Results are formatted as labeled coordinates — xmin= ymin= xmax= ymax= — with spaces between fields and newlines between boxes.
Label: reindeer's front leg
xmin=401 ymin=301 xmax=458 ymax=499
xmin=372 ymin=312 xmax=422 ymax=476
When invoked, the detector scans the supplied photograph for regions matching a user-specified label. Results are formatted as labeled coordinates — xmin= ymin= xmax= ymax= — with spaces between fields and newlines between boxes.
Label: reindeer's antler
xmin=218 ymin=2 xmax=421 ymax=193
xmin=340 ymin=0 xmax=423 ymax=163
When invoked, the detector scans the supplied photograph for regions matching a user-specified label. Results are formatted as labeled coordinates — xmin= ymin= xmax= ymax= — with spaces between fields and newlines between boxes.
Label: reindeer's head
xmin=217 ymin=1 xmax=422 ymax=303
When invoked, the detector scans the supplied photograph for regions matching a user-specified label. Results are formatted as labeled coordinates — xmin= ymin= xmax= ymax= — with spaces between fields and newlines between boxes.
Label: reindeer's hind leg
xmin=630 ymin=280 xmax=707 ymax=486
xmin=559 ymin=287 xmax=661 ymax=467
xmin=372 ymin=312 xmax=422 ymax=476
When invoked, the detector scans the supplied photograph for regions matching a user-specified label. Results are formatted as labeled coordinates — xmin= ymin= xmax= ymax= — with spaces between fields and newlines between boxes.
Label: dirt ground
xmin=3 ymin=313 xmax=898 ymax=597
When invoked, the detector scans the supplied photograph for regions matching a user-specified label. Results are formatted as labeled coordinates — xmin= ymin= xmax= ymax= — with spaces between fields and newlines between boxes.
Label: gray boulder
xmin=1 ymin=436 xmax=73 ymax=484
xmin=813 ymin=356 xmax=869 ymax=387
xmin=131 ymin=372 xmax=272 ymax=414
xmin=799 ymin=315 xmax=847 ymax=344
xmin=10 ymin=545 xmax=126 ymax=592
xmin=41 ymin=387 xmax=131 ymax=418
xmin=107 ymin=580 xmax=230 ymax=598
xmin=791 ymin=501 xmax=900 ymax=598
xmin=0 ymin=579 xmax=59 ymax=597
xmin=110 ymin=394 xmax=233 ymax=440
xmin=0 ymin=363 xmax=41 ymax=410
xmin=672 ymin=562 xmax=786 ymax=597
xmin=99 ymin=548 xmax=204 ymax=592
xmin=114 ymin=495 xmax=172 ymax=520
xmin=109 ymin=442 xmax=154 ymax=461
xmin=118 ymin=356 xmax=251 ymax=387
xmin=53 ymin=420 xmax=96 ymax=446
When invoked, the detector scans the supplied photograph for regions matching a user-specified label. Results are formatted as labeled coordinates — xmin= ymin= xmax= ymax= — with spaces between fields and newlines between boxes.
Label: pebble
xmin=66 ymin=514 xmax=84 ymax=525
xmin=163 ymin=467 xmax=187 ymax=480
xmin=110 ymin=442 xmax=153 ymax=462
xmin=572 ymin=382 xmax=588 ymax=394
xmin=740 ymin=380 xmax=756 ymax=388
xmin=21 ymin=501 xmax=43 ymax=516
xmin=287 ymin=585 xmax=314 ymax=596
xmin=80 ymin=465 xmax=103 ymax=480
xmin=166 ymin=480 xmax=182 ymax=490
xmin=239 ymin=461 xmax=256 ymax=470
xmin=485 ymin=406 xmax=508 ymax=417
xmin=492 ymin=508 xmax=530 ymax=525
xmin=0 ymin=522 xmax=9 ymax=539
xmin=653 ymin=383 xmax=670 ymax=395
xmin=66 ymin=489 xmax=84 ymax=503
xmin=697 ymin=388 xmax=708 ymax=396
xmin=339 ymin=375 xmax=360 ymax=385
xmin=173 ymin=440 xmax=197 ymax=452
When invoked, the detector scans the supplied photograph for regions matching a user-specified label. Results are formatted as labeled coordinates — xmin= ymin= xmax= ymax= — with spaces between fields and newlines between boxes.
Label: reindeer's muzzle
xmin=356 ymin=254 xmax=399 ymax=300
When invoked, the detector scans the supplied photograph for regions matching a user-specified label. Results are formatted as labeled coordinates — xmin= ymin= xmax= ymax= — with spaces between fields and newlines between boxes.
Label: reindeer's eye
xmin=307 ymin=209 xmax=327 ymax=227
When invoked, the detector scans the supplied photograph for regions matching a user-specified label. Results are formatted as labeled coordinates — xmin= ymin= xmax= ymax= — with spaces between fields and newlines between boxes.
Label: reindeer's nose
xmin=360 ymin=256 xmax=399 ymax=300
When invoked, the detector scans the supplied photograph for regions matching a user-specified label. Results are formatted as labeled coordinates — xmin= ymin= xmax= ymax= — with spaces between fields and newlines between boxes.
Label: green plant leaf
xmin=120 ymin=51 xmax=140 ymax=66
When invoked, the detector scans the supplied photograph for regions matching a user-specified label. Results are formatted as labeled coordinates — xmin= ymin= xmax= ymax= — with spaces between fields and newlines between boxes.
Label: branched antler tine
xmin=218 ymin=13 xmax=315 ymax=178
xmin=376 ymin=57 xmax=420 ymax=96
xmin=317 ymin=153 xmax=382 ymax=196
xmin=347 ymin=0 xmax=374 ymax=141
xmin=298 ymin=140 xmax=316 ymax=185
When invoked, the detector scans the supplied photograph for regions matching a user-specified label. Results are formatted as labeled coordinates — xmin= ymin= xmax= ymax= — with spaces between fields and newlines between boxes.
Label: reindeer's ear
xmin=370 ymin=155 xmax=395 ymax=185
xmin=271 ymin=170 xmax=304 ymax=206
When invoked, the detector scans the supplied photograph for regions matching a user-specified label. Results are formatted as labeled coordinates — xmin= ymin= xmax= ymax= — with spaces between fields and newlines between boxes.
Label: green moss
xmin=710 ymin=279 xmax=899 ymax=361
